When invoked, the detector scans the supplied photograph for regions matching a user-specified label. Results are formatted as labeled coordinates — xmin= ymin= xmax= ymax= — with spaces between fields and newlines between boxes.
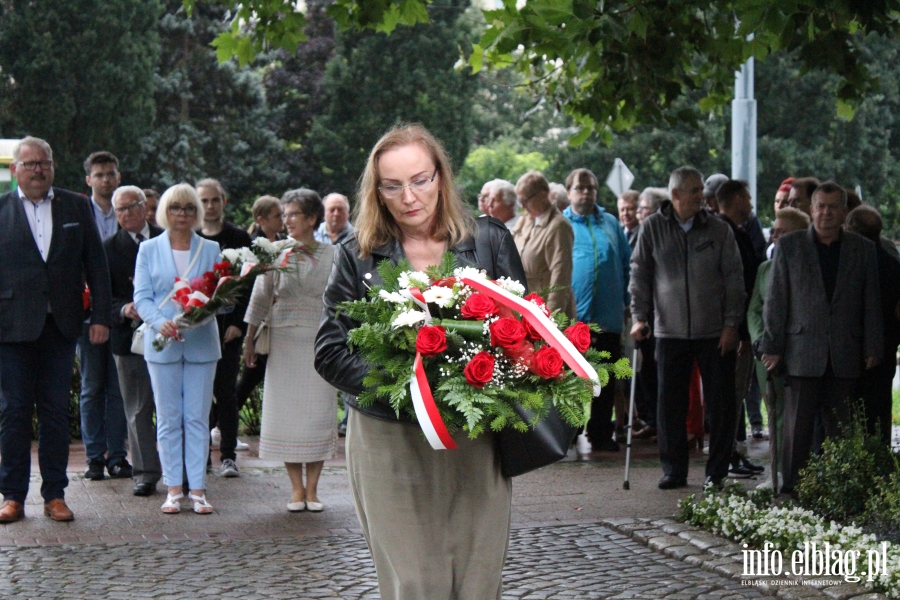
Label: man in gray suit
xmin=0 ymin=137 xmax=111 ymax=522
xmin=761 ymin=181 xmax=882 ymax=494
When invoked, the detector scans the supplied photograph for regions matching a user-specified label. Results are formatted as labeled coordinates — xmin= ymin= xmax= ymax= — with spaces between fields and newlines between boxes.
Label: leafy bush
xmin=795 ymin=412 xmax=895 ymax=523
xmin=865 ymin=462 xmax=900 ymax=544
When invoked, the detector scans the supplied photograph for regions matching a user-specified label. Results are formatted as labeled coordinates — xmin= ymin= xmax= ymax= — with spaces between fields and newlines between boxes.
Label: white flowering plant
xmin=678 ymin=484 xmax=900 ymax=596
xmin=338 ymin=253 xmax=631 ymax=437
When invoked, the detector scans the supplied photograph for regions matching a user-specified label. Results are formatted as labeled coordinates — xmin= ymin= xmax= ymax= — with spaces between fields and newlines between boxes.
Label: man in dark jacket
xmin=105 ymin=186 xmax=164 ymax=496
xmin=0 ymin=137 xmax=111 ymax=522
xmin=761 ymin=182 xmax=882 ymax=493
xmin=198 ymin=178 xmax=252 ymax=477
xmin=846 ymin=205 xmax=900 ymax=445
xmin=630 ymin=167 xmax=745 ymax=490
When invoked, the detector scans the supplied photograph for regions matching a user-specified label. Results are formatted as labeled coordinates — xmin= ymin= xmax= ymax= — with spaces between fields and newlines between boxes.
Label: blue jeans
xmin=76 ymin=323 xmax=127 ymax=465
xmin=147 ymin=359 xmax=216 ymax=490
xmin=0 ymin=315 xmax=75 ymax=503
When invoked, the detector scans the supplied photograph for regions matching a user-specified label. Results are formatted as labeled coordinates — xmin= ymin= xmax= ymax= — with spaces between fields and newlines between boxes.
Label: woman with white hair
xmin=134 ymin=183 xmax=222 ymax=514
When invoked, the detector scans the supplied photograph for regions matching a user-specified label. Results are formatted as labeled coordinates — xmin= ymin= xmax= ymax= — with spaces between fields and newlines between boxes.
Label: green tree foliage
xmin=456 ymin=142 xmax=550 ymax=204
xmin=135 ymin=1 xmax=288 ymax=218
xmin=0 ymin=0 xmax=161 ymax=189
xmin=190 ymin=0 xmax=900 ymax=141
xmin=299 ymin=0 xmax=478 ymax=196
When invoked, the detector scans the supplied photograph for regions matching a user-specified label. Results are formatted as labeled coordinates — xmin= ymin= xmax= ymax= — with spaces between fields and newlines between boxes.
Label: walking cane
xmin=624 ymin=324 xmax=650 ymax=490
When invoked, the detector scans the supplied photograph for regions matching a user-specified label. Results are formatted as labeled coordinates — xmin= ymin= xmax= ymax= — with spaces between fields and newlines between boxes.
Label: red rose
xmin=415 ymin=325 xmax=447 ymax=356
xmin=460 ymin=293 xmax=497 ymax=319
xmin=524 ymin=293 xmax=549 ymax=315
xmin=464 ymin=351 xmax=495 ymax=388
xmin=523 ymin=317 xmax=541 ymax=341
xmin=530 ymin=346 xmax=564 ymax=379
xmin=564 ymin=322 xmax=592 ymax=354
xmin=489 ymin=317 xmax=527 ymax=349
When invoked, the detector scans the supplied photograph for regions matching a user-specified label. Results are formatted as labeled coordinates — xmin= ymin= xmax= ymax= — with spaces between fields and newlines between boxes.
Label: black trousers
xmin=858 ymin=366 xmax=894 ymax=446
xmin=209 ymin=337 xmax=242 ymax=461
xmin=235 ymin=353 xmax=268 ymax=413
xmin=782 ymin=374 xmax=855 ymax=492
xmin=636 ymin=336 xmax=658 ymax=428
xmin=585 ymin=331 xmax=622 ymax=445
xmin=656 ymin=338 xmax=736 ymax=480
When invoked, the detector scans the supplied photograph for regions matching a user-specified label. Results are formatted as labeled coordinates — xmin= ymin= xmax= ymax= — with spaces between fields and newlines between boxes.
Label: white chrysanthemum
xmin=495 ymin=276 xmax=526 ymax=296
xmin=391 ymin=309 xmax=427 ymax=329
xmin=238 ymin=247 xmax=258 ymax=264
xmin=272 ymin=239 xmax=295 ymax=251
xmin=454 ymin=266 xmax=487 ymax=281
xmin=422 ymin=285 xmax=455 ymax=307
xmin=398 ymin=271 xmax=430 ymax=289
xmin=379 ymin=289 xmax=409 ymax=304
xmin=221 ymin=249 xmax=241 ymax=264
xmin=253 ymin=237 xmax=277 ymax=254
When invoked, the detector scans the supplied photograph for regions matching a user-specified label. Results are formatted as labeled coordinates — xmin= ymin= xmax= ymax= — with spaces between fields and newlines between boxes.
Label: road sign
xmin=605 ymin=158 xmax=634 ymax=198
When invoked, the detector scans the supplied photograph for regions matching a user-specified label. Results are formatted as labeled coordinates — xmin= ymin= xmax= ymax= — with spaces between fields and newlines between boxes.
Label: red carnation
xmin=564 ymin=322 xmax=592 ymax=354
xmin=460 ymin=293 xmax=497 ymax=320
xmin=530 ymin=346 xmax=564 ymax=379
xmin=463 ymin=351 xmax=495 ymax=388
xmin=415 ymin=325 xmax=447 ymax=356
xmin=489 ymin=317 xmax=527 ymax=349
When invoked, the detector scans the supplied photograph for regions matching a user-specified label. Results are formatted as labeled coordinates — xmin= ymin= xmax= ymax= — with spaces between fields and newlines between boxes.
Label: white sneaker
xmin=236 ymin=439 xmax=250 ymax=451
xmin=219 ymin=458 xmax=239 ymax=477
xmin=210 ymin=427 xmax=221 ymax=449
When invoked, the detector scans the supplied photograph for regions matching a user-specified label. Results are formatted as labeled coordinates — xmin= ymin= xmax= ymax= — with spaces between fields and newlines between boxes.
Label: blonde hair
xmin=354 ymin=124 xmax=473 ymax=257
xmin=156 ymin=183 xmax=204 ymax=231
xmin=774 ymin=207 xmax=811 ymax=232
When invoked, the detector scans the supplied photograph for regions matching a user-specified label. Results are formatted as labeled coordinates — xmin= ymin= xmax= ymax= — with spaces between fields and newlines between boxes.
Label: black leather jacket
xmin=314 ymin=216 xmax=527 ymax=422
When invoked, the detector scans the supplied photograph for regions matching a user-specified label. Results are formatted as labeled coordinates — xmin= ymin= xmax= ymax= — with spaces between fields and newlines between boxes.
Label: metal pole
xmin=732 ymin=58 xmax=757 ymax=212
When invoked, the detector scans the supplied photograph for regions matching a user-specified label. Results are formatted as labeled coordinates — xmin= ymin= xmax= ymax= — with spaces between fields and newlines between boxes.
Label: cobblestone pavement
xmin=0 ymin=523 xmax=776 ymax=599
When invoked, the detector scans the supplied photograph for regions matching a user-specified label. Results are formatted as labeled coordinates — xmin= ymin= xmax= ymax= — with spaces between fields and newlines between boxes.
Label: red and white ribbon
xmin=402 ymin=287 xmax=431 ymax=324
xmin=409 ymin=276 xmax=601 ymax=450
xmin=409 ymin=353 xmax=457 ymax=450
xmin=173 ymin=278 xmax=192 ymax=306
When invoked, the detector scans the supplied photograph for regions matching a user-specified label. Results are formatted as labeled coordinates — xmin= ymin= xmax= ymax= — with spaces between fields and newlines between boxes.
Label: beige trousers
xmin=347 ymin=409 xmax=512 ymax=600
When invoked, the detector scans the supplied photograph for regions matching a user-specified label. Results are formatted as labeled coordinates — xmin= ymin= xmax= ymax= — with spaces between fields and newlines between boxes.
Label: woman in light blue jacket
xmin=134 ymin=183 xmax=222 ymax=514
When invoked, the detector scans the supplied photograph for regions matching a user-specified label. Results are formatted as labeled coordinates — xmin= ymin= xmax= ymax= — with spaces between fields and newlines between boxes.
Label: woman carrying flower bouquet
xmin=244 ymin=189 xmax=336 ymax=513
xmin=133 ymin=183 xmax=221 ymax=514
xmin=315 ymin=124 xmax=526 ymax=599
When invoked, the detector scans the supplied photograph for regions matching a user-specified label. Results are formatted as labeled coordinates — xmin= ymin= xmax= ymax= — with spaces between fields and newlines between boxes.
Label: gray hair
xmin=493 ymin=180 xmax=517 ymax=208
xmin=13 ymin=136 xmax=53 ymax=161
xmin=281 ymin=188 xmax=324 ymax=228
xmin=639 ymin=187 xmax=668 ymax=212
xmin=549 ymin=182 xmax=569 ymax=210
xmin=156 ymin=183 xmax=204 ymax=230
xmin=323 ymin=193 xmax=350 ymax=210
xmin=668 ymin=167 xmax=704 ymax=195
xmin=112 ymin=185 xmax=146 ymax=206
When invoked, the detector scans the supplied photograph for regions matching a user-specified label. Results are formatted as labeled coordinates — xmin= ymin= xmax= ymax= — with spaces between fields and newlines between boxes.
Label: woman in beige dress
xmin=244 ymin=189 xmax=337 ymax=512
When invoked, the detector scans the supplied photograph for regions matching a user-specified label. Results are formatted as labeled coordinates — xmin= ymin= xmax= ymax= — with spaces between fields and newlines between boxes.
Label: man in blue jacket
xmin=564 ymin=168 xmax=632 ymax=451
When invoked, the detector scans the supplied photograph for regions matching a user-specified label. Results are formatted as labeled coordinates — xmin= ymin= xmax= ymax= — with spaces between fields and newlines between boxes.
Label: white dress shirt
xmin=18 ymin=187 xmax=54 ymax=262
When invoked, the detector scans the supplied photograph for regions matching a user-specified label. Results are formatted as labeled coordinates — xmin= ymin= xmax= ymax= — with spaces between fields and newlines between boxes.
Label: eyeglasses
xmin=114 ymin=201 xmax=144 ymax=214
xmin=572 ymin=185 xmax=597 ymax=194
xmin=517 ymin=191 xmax=539 ymax=205
xmin=378 ymin=169 xmax=438 ymax=199
xmin=16 ymin=160 xmax=52 ymax=172
xmin=282 ymin=211 xmax=306 ymax=220
xmin=168 ymin=204 xmax=197 ymax=215
xmin=637 ymin=205 xmax=652 ymax=213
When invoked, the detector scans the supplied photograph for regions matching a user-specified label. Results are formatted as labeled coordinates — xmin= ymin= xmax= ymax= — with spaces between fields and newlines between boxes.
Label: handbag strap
xmin=157 ymin=242 xmax=204 ymax=309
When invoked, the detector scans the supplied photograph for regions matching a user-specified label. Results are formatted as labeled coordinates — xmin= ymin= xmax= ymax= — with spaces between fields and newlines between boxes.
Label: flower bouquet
xmin=339 ymin=253 xmax=632 ymax=449
xmin=150 ymin=238 xmax=299 ymax=351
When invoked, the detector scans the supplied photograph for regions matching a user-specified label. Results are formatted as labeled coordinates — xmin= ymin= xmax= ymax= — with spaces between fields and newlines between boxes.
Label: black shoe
xmin=132 ymin=482 xmax=155 ymax=496
xmin=658 ymin=475 xmax=687 ymax=490
xmin=739 ymin=455 xmax=765 ymax=474
xmin=85 ymin=460 xmax=106 ymax=481
xmin=592 ymin=438 xmax=620 ymax=452
xmin=108 ymin=460 xmax=133 ymax=479
xmin=338 ymin=423 xmax=347 ymax=438
xmin=704 ymin=476 xmax=724 ymax=489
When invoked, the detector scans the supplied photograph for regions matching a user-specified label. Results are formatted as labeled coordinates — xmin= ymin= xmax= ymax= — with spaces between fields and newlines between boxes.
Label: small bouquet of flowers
xmin=339 ymin=254 xmax=631 ymax=449
xmin=150 ymin=238 xmax=299 ymax=351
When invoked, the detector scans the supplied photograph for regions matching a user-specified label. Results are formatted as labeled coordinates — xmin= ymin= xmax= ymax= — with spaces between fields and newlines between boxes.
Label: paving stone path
xmin=0 ymin=523 xmax=775 ymax=599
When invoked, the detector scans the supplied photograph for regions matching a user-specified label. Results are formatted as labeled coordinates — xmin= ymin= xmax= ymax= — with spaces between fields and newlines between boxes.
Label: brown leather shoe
xmin=0 ymin=500 xmax=24 ymax=523
xmin=43 ymin=498 xmax=74 ymax=522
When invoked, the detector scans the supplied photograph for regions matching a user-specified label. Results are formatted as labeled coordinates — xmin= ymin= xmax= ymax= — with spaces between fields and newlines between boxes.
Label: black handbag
xmin=473 ymin=217 xmax=578 ymax=477
xmin=498 ymin=403 xmax=577 ymax=478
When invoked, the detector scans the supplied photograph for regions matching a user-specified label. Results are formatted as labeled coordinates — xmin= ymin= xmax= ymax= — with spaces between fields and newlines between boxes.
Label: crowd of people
xmin=0 ymin=136 xmax=354 ymax=520
xmin=0 ymin=128 xmax=896 ymax=597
